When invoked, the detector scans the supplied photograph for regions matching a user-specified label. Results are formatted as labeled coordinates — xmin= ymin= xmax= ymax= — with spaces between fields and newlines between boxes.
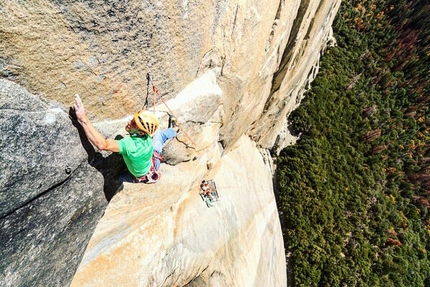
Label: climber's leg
xmin=152 ymin=128 xmax=176 ymax=169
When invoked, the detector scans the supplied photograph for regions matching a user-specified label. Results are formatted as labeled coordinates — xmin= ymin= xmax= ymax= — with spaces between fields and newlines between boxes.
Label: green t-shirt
xmin=117 ymin=135 xmax=153 ymax=177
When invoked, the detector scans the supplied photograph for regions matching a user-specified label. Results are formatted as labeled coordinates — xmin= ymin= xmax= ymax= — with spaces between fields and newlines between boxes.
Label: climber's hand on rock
xmin=73 ymin=94 xmax=87 ymax=122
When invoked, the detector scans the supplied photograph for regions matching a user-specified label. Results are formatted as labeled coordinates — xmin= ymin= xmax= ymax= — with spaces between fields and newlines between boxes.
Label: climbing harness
xmin=134 ymin=156 xmax=161 ymax=184
xmin=199 ymin=180 xmax=219 ymax=207
xmin=153 ymin=150 xmax=165 ymax=162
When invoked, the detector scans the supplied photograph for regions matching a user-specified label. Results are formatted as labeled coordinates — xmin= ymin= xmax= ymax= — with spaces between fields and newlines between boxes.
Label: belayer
xmin=73 ymin=94 xmax=178 ymax=183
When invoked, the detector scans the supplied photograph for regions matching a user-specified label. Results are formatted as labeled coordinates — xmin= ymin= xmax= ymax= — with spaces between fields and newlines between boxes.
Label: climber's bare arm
xmin=73 ymin=94 xmax=120 ymax=152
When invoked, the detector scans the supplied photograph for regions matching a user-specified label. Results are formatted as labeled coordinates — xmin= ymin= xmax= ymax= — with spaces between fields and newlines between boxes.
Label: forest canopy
xmin=276 ymin=0 xmax=429 ymax=286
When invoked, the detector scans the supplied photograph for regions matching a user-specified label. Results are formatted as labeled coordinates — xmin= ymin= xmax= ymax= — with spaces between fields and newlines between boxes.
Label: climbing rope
xmin=146 ymin=72 xmax=198 ymax=148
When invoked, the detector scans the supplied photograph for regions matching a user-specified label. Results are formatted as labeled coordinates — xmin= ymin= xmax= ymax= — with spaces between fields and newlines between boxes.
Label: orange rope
xmin=151 ymin=82 xmax=198 ymax=148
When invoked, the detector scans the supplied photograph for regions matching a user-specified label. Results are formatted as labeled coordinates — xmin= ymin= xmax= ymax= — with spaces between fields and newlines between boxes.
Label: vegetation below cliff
xmin=277 ymin=0 xmax=429 ymax=286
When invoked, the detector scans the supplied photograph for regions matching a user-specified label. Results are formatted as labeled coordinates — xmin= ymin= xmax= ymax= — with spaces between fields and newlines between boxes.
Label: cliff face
xmin=0 ymin=0 xmax=341 ymax=286
xmin=0 ymin=79 xmax=109 ymax=286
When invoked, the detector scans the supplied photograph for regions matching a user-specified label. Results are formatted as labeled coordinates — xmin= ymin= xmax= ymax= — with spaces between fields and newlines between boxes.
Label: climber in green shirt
xmin=117 ymin=133 xmax=153 ymax=178
xmin=73 ymin=94 xmax=177 ymax=183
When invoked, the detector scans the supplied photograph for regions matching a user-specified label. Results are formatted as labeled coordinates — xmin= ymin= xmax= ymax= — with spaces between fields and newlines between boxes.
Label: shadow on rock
xmin=69 ymin=108 xmax=125 ymax=202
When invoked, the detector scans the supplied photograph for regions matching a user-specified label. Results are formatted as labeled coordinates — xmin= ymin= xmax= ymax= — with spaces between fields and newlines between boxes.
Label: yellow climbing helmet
xmin=133 ymin=111 xmax=159 ymax=135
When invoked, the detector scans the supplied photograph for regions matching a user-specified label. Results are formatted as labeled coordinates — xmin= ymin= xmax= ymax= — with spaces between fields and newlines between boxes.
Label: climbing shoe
xmin=168 ymin=114 xmax=178 ymax=128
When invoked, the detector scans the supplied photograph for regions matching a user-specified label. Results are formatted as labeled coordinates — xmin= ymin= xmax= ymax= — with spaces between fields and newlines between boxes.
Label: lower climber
xmin=73 ymin=94 xmax=178 ymax=183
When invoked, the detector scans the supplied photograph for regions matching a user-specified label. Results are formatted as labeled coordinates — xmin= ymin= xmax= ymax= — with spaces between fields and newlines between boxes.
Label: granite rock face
xmin=0 ymin=0 xmax=341 ymax=151
xmin=0 ymin=0 xmax=342 ymax=286
xmin=0 ymin=79 xmax=108 ymax=287
xmin=0 ymin=80 xmax=85 ymax=217
xmin=71 ymin=71 xmax=287 ymax=286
